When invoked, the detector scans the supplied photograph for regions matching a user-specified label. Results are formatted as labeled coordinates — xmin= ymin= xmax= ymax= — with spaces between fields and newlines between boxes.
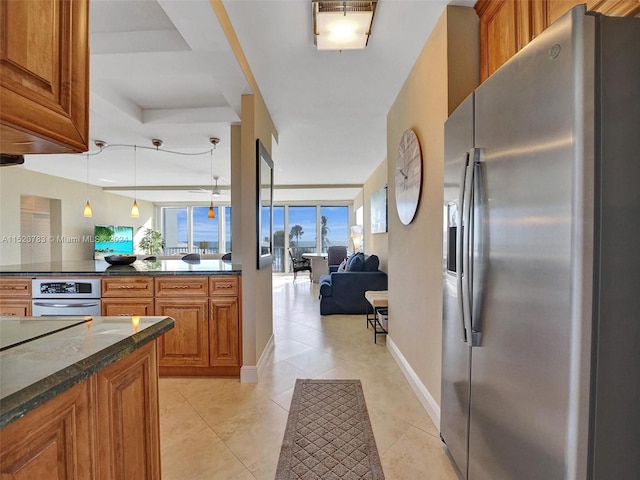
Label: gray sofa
xmin=318 ymin=253 xmax=387 ymax=315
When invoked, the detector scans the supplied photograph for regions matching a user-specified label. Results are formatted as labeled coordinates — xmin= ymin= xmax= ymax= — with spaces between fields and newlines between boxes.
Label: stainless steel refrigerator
xmin=441 ymin=6 xmax=640 ymax=480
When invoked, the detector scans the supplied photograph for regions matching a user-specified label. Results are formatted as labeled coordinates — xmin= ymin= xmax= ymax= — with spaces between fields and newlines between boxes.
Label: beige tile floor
xmin=159 ymin=274 xmax=461 ymax=479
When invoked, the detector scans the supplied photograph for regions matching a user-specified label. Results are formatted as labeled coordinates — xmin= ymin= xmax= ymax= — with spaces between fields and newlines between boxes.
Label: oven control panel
xmin=32 ymin=278 xmax=101 ymax=299
xmin=39 ymin=282 xmax=93 ymax=295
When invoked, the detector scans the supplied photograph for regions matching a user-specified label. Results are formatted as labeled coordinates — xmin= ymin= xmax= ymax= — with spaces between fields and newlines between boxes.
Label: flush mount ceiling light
xmin=312 ymin=1 xmax=377 ymax=51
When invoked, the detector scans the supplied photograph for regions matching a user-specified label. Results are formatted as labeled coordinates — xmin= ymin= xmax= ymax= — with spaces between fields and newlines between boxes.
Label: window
xmin=193 ymin=206 xmax=218 ymax=253
xmin=273 ymin=206 xmax=285 ymax=272
xmin=288 ymin=206 xmax=317 ymax=258
xmin=224 ymin=206 xmax=232 ymax=253
xmin=320 ymin=206 xmax=349 ymax=252
xmin=159 ymin=203 xmax=349 ymax=267
xmin=160 ymin=205 xmax=231 ymax=256
xmin=271 ymin=204 xmax=350 ymax=273
xmin=162 ymin=207 xmax=188 ymax=255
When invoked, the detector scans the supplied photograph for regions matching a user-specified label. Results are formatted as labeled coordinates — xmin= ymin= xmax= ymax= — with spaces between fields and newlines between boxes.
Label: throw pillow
xmin=363 ymin=254 xmax=380 ymax=271
xmin=337 ymin=259 xmax=348 ymax=272
xmin=347 ymin=252 xmax=365 ymax=272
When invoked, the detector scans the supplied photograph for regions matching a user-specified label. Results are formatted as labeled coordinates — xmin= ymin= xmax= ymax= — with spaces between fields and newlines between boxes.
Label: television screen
xmin=94 ymin=225 xmax=134 ymax=259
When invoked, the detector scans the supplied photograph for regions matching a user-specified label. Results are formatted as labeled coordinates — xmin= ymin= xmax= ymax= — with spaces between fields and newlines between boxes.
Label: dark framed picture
xmin=256 ymin=139 xmax=274 ymax=269
xmin=370 ymin=185 xmax=388 ymax=234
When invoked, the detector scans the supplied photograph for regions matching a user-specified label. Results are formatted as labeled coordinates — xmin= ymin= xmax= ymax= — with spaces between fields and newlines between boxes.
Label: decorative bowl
xmin=104 ymin=255 xmax=137 ymax=266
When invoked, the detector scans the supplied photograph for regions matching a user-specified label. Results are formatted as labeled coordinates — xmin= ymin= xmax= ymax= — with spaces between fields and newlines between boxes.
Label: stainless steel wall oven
xmin=31 ymin=279 xmax=101 ymax=316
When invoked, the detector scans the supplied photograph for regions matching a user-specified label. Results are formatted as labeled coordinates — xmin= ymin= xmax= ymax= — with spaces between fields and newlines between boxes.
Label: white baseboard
xmin=387 ymin=335 xmax=441 ymax=430
xmin=240 ymin=334 xmax=275 ymax=384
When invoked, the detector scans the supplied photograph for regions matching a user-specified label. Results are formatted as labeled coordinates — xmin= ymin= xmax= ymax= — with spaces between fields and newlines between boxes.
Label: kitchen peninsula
xmin=0 ymin=258 xmax=243 ymax=377
xmin=0 ymin=315 xmax=174 ymax=478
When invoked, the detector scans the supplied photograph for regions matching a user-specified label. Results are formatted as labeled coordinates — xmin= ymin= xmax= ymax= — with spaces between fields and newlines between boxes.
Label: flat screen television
xmin=94 ymin=225 xmax=134 ymax=259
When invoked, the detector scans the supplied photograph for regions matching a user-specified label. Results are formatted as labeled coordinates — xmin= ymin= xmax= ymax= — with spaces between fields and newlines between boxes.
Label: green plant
xmin=138 ymin=228 xmax=164 ymax=256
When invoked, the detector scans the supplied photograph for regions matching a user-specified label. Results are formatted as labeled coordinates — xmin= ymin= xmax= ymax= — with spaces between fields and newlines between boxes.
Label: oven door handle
xmin=32 ymin=301 xmax=100 ymax=308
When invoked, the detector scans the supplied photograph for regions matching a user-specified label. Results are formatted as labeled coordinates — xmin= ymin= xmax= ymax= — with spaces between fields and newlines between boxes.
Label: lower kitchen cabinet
xmin=0 ymin=380 xmax=95 ymax=479
xmin=102 ymin=297 xmax=154 ymax=316
xmin=95 ymin=342 xmax=161 ymax=479
xmin=0 ymin=278 xmax=31 ymax=317
xmin=0 ymin=300 xmax=31 ymax=317
xmin=210 ymin=296 xmax=240 ymax=367
xmin=156 ymin=275 xmax=242 ymax=376
xmin=0 ymin=341 xmax=161 ymax=480
xmin=155 ymin=297 xmax=209 ymax=367
xmin=102 ymin=276 xmax=155 ymax=317
xmin=101 ymin=275 xmax=242 ymax=376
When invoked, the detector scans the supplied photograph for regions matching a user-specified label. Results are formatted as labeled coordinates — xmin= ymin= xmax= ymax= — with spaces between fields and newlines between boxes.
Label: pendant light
xmin=130 ymin=145 xmax=140 ymax=217
xmin=83 ymin=153 xmax=93 ymax=217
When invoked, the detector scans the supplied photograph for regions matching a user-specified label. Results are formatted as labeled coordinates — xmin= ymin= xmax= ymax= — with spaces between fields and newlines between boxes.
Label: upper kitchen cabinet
xmin=0 ymin=0 xmax=89 ymax=154
xmin=476 ymin=0 xmax=640 ymax=82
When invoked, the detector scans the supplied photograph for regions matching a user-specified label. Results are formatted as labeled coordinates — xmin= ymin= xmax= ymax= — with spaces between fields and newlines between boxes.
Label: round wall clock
xmin=395 ymin=128 xmax=422 ymax=225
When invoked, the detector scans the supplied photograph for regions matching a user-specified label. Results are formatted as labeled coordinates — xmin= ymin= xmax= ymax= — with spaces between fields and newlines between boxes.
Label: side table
xmin=364 ymin=290 xmax=388 ymax=343
xmin=301 ymin=253 xmax=328 ymax=283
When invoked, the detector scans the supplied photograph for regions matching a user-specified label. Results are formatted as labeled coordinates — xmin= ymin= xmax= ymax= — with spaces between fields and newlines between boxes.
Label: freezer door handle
xmin=456 ymin=152 xmax=470 ymax=343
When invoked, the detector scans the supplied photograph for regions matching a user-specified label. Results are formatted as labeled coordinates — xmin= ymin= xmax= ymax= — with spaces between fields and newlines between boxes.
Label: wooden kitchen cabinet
xmin=0 ymin=0 xmax=90 ymax=154
xmin=0 ymin=278 xmax=31 ymax=297
xmin=101 ymin=277 xmax=155 ymax=316
xmin=0 ymin=278 xmax=31 ymax=317
xmin=102 ymin=297 xmax=155 ymax=316
xmin=102 ymin=277 xmax=154 ymax=298
xmin=95 ymin=341 xmax=161 ymax=480
xmin=209 ymin=296 xmax=240 ymax=367
xmin=0 ymin=341 xmax=161 ymax=480
xmin=0 ymin=301 xmax=31 ymax=317
xmin=209 ymin=275 xmax=240 ymax=367
xmin=0 ymin=380 xmax=95 ymax=479
xmin=156 ymin=296 xmax=209 ymax=367
xmin=155 ymin=276 xmax=208 ymax=297
xmin=475 ymin=0 xmax=524 ymax=82
xmin=475 ymin=0 xmax=640 ymax=82
xmin=101 ymin=275 xmax=241 ymax=376
xmin=155 ymin=275 xmax=242 ymax=376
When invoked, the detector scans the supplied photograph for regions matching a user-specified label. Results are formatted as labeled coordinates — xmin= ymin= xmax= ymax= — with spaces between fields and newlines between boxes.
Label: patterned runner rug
xmin=275 ymin=379 xmax=385 ymax=480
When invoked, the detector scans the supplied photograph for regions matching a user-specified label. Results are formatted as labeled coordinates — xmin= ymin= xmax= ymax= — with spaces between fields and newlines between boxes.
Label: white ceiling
xmin=21 ymin=0 xmax=472 ymax=204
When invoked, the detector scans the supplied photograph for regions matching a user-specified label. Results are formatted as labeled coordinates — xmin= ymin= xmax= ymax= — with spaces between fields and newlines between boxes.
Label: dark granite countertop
xmin=0 ymin=315 xmax=174 ymax=428
xmin=0 ymin=259 xmax=241 ymax=276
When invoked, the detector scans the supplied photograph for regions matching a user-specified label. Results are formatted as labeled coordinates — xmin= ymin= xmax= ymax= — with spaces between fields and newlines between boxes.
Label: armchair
xmin=288 ymin=248 xmax=312 ymax=280
xmin=327 ymin=246 xmax=348 ymax=273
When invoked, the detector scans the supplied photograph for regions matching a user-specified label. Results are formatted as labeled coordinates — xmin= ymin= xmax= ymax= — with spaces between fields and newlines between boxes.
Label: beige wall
xmin=386 ymin=6 xmax=478 ymax=420
xmin=363 ymin=158 xmax=388 ymax=271
xmin=0 ymin=166 xmax=154 ymax=266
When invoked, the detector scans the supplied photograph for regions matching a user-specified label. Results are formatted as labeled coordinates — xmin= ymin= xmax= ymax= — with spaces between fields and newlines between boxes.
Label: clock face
xmin=395 ymin=129 xmax=422 ymax=225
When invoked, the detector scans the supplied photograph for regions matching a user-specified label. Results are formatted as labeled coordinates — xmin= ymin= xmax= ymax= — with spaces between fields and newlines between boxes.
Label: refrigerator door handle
xmin=461 ymin=151 xmax=475 ymax=346
xmin=456 ymin=152 xmax=470 ymax=343
xmin=469 ymin=148 xmax=484 ymax=347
